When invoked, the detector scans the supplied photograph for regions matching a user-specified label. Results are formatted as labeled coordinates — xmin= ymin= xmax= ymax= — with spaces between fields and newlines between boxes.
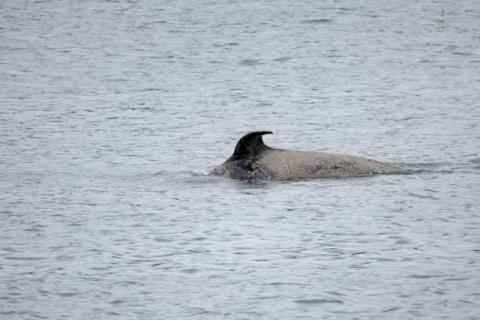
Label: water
xmin=1 ymin=0 xmax=480 ymax=319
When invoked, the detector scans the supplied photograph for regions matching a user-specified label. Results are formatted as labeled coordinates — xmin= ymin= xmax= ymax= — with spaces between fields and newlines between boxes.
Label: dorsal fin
xmin=228 ymin=131 xmax=273 ymax=161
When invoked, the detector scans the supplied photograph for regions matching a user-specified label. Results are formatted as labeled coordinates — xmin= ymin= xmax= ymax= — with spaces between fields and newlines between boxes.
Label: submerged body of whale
xmin=213 ymin=131 xmax=401 ymax=180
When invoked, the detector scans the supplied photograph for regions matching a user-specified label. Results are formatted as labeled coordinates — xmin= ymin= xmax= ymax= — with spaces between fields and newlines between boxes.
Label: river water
xmin=1 ymin=0 xmax=480 ymax=319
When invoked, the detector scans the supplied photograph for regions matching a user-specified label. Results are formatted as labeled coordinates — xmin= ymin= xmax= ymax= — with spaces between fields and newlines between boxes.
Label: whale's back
xmin=257 ymin=149 xmax=399 ymax=179
xmin=214 ymin=131 xmax=401 ymax=180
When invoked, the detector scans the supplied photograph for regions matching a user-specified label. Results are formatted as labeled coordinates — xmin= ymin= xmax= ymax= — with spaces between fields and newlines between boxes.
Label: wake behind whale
xmin=213 ymin=131 xmax=403 ymax=180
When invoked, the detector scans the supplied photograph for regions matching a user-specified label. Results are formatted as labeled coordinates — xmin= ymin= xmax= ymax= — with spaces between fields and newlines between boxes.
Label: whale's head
xmin=213 ymin=131 xmax=273 ymax=179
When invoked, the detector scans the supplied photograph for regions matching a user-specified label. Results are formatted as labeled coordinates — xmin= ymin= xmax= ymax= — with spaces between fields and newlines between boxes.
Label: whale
xmin=213 ymin=131 xmax=401 ymax=180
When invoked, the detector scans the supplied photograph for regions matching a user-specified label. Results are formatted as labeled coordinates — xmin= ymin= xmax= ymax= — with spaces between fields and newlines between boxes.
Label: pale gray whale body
xmin=213 ymin=131 xmax=401 ymax=180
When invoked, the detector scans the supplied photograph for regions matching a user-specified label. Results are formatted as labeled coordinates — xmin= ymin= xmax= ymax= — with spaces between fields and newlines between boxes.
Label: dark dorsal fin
xmin=228 ymin=131 xmax=273 ymax=161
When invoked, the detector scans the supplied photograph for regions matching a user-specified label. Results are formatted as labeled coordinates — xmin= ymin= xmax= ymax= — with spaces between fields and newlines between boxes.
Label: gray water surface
xmin=1 ymin=0 xmax=480 ymax=319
